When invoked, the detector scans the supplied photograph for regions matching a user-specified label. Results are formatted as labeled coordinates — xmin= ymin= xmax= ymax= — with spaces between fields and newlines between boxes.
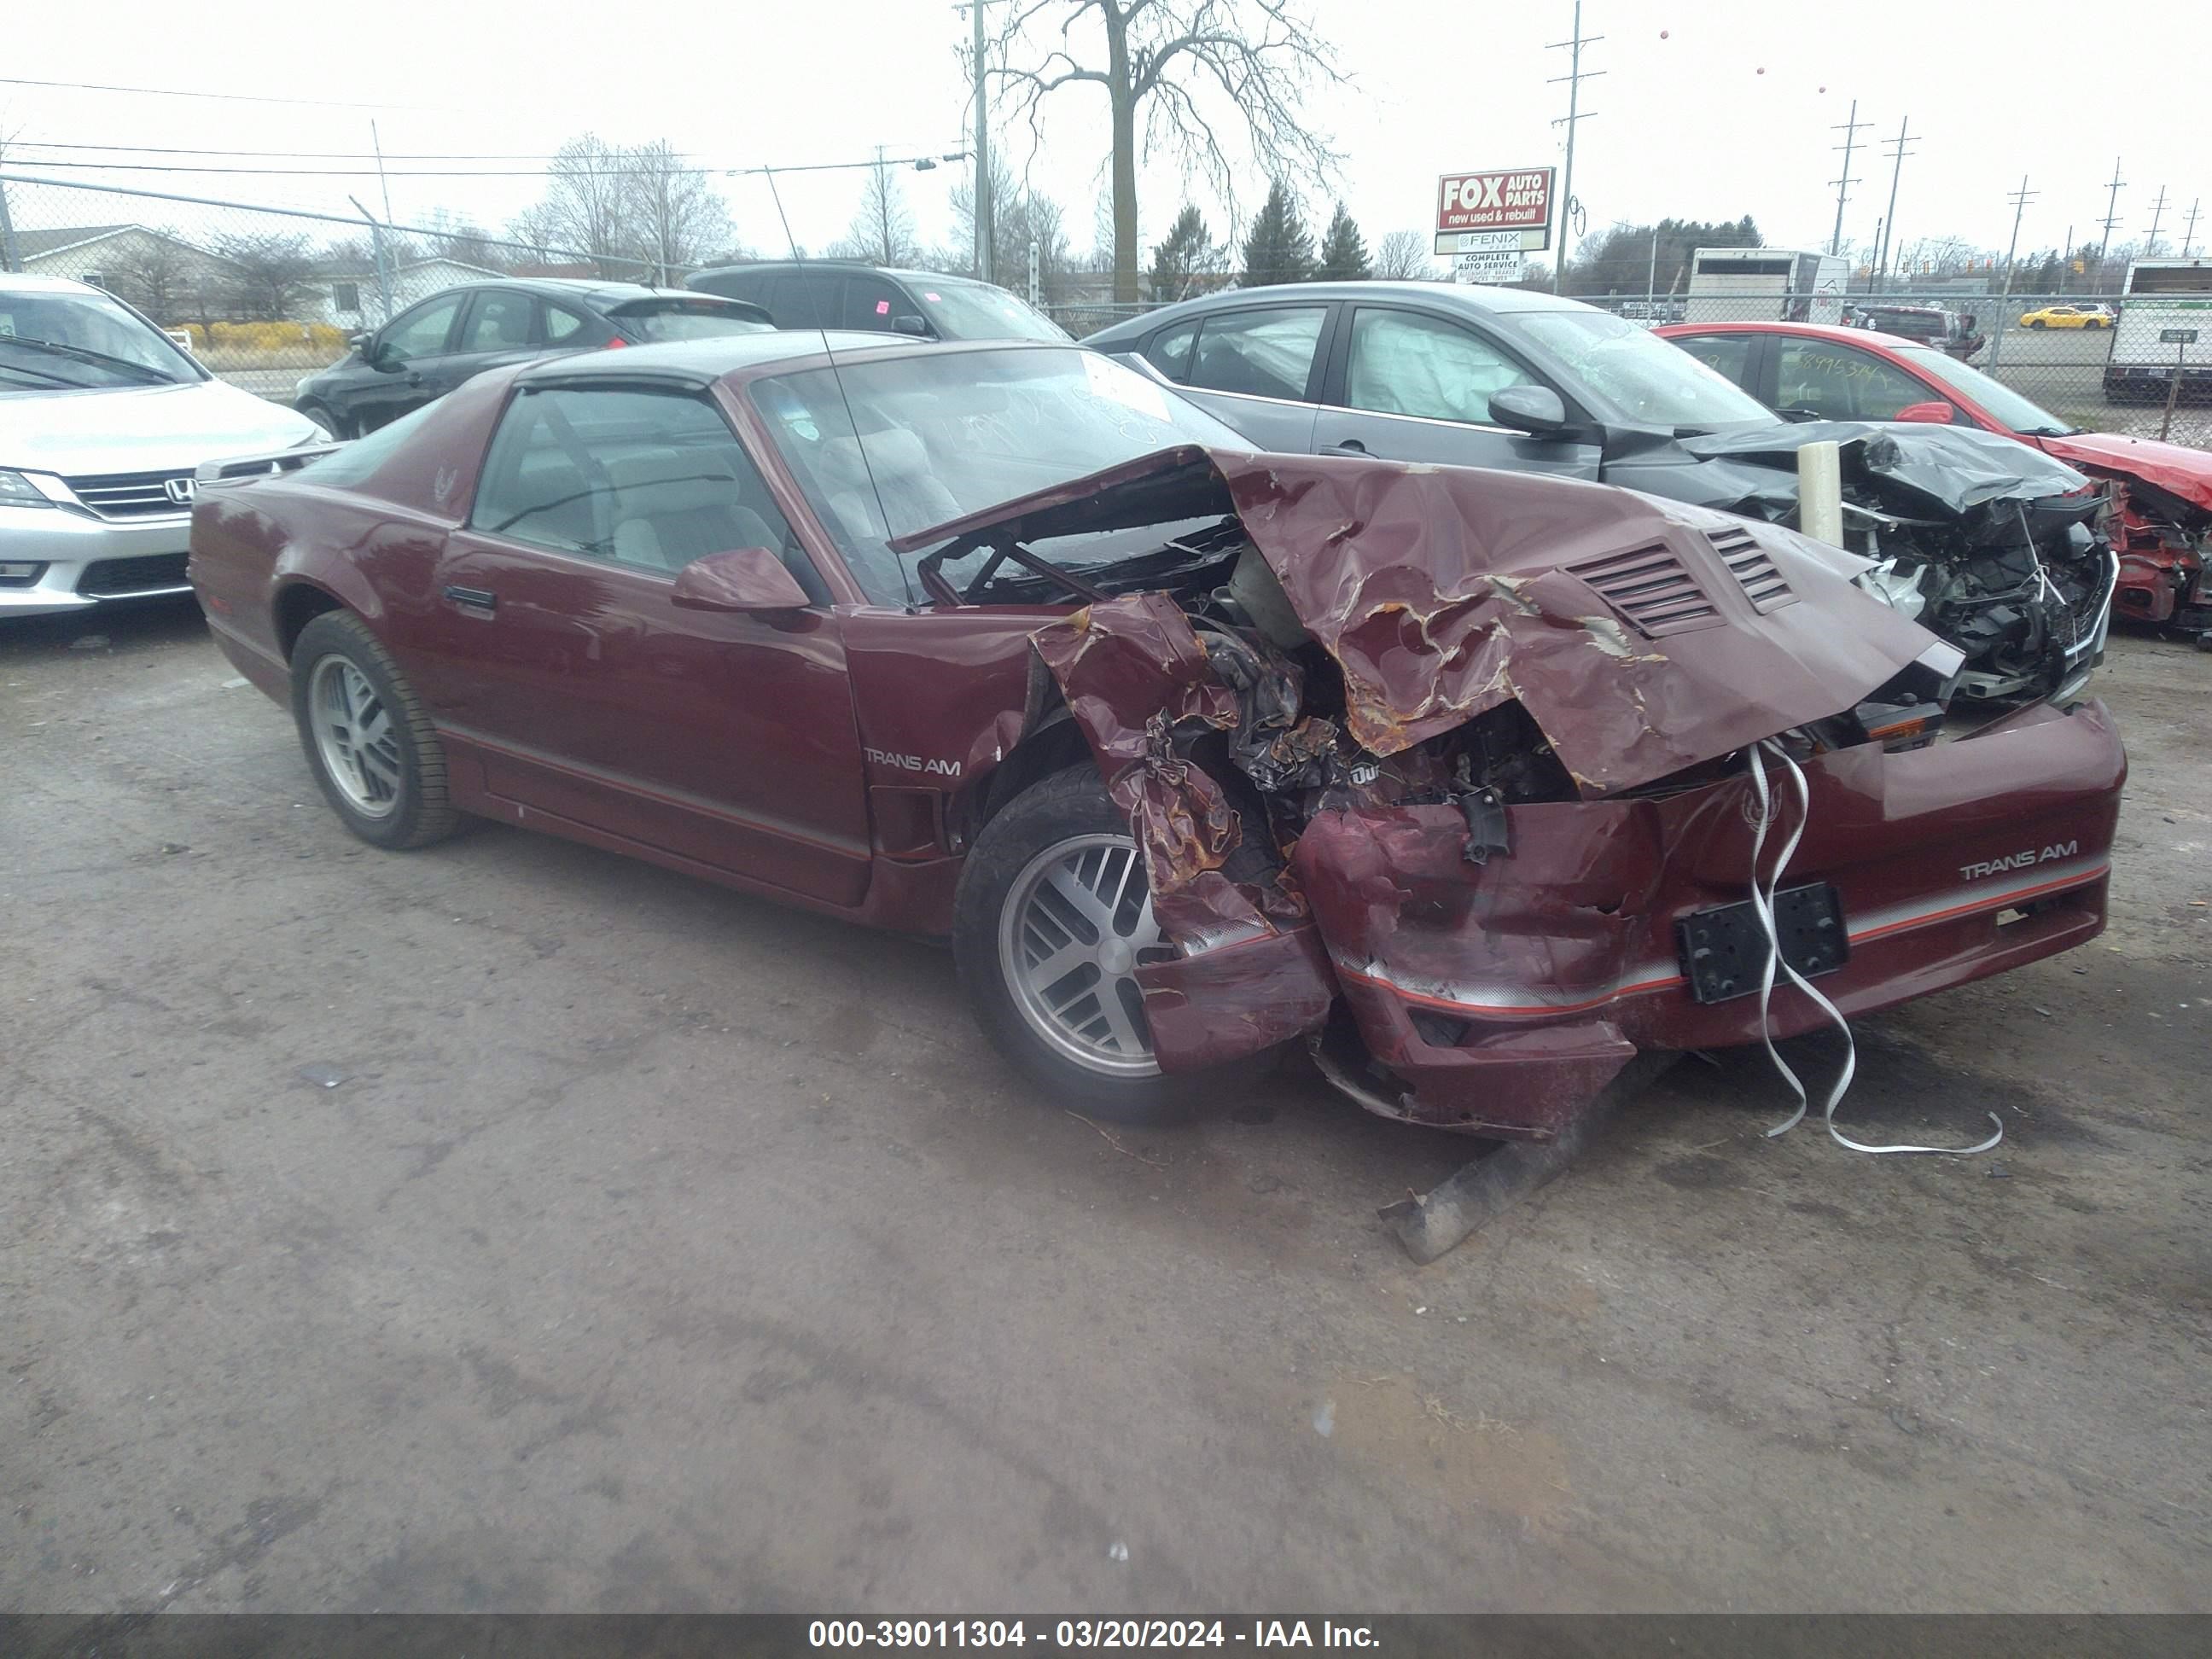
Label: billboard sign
xmin=1435 ymin=167 xmax=1554 ymax=254
xmin=1453 ymin=251 xmax=1527 ymax=285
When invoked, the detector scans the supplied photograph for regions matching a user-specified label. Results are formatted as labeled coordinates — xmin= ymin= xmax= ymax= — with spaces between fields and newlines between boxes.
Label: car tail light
xmin=603 ymin=337 xmax=629 ymax=349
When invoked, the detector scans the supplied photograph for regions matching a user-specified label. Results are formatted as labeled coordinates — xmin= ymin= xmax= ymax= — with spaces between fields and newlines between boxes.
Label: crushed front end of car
xmin=899 ymin=446 xmax=2127 ymax=1141
xmin=1674 ymin=422 xmax=2122 ymax=703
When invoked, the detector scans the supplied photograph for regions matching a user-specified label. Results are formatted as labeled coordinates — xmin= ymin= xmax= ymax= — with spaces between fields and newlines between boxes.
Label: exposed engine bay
xmin=1655 ymin=422 xmax=2121 ymax=703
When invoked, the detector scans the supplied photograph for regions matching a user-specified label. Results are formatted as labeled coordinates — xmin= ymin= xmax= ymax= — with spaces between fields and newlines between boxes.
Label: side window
xmin=1774 ymin=341 xmax=1929 ymax=422
xmin=381 ymin=294 xmax=464 ymax=361
xmin=840 ymin=274 xmax=905 ymax=331
xmin=767 ymin=273 xmax=822 ymax=329
xmin=1142 ymin=318 xmax=1199 ymax=381
xmin=458 ymin=290 xmax=537 ymax=354
xmin=1342 ymin=307 xmax=1532 ymax=423
xmin=1186 ymin=306 xmax=1327 ymax=401
xmin=1672 ymin=333 xmax=1755 ymax=391
xmin=469 ymin=386 xmax=822 ymax=599
xmin=541 ymin=303 xmax=590 ymax=345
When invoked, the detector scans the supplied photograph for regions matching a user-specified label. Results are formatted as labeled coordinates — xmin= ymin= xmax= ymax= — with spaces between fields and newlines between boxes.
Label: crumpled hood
xmin=0 ymin=379 xmax=319 ymax=475
xmin=2032 ymin=430 xmax=2212 ymax=518
xmin=899 ymin=445 xmax=1954 ymax=798
xmin=1220 ymin=451 xmax=1951 ymax=794
xmin=1678 ymin=419 xmax=2090 ymax=515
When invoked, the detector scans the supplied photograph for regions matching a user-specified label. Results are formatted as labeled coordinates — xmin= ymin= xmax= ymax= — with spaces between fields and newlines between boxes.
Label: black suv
xmin=294 ymin=278 xmax=771 ymax=437
xmin=684 ymin=261 xmax=1067 ymax=342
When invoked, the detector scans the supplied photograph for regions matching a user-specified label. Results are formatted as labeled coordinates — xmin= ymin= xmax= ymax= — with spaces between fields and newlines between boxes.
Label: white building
xmin=306 ymin=257 xmax=505 ymax=330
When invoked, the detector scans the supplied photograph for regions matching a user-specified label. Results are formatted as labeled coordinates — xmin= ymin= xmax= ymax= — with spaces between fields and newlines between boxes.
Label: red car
xmin=187 ymin=334 xmax=2126 ymax=1145
xmin=1656 ymin=320 xmax=2212 ymax=640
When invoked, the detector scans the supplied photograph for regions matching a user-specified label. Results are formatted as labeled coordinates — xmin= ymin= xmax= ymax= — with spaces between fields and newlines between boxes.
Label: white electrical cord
xmin=1745 ymin=738 xmax=2004 ymax=1156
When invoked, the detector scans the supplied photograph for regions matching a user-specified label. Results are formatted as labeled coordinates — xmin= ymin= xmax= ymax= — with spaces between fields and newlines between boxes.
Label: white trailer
xmin=2103 ymin=258 xmax=2212 ymax=404
xmin=1684 ymin=247 xmax=1848 ymax=325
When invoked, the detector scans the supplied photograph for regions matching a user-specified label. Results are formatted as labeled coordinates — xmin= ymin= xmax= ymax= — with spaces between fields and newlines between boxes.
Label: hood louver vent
xmin=1565 ymin=543 xmax=1721 ymax=636
xmin=1708 ymin=526 xmax=1799 ymax=613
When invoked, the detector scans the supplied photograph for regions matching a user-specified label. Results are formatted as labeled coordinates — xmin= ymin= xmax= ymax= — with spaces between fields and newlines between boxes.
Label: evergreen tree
xmin=1239 ymin=181 xmax=1316 ymax=287
xmin=1149 ymin=205 xmax=1224 ymax=302
xmin=1314 ymin=202 xmax=1371 ymax=281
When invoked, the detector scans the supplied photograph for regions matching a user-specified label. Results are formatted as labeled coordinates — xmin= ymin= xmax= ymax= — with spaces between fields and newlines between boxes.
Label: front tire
xmin=294 ymin=399 xmax=348 ymax=439
xmin=289 ymin=611 xmax=463 ymax=849
xmin=2028 ymin=318 xmax=2046 ymax=329
xmin=954 ymin=766 xmax=1200 ymax=1122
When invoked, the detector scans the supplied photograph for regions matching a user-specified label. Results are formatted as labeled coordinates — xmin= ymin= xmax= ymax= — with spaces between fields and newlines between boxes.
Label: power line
xmin=2096 ymin=157 xmax=2126 ymax=268
xmin=1870 ymin=115 xmax=1917 ymax=294
xmin=1545 ymin=0 xmax=1604 ymax=294
xmin=7 ymin=139 xmax=585 ymax=161
xmin=0 ymin=73 xmax=438 ymax=110
xmin=0 ymin=158 xmax=632 ymax=178
xmin=1828 ymin=99 xmax=1871 ymax=258
xmin=2144 ymin=184 xmax=2168 ymax=256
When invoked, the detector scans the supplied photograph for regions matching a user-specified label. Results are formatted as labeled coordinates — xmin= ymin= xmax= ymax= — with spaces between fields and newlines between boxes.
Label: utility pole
xmin=1828 ymin=99 xmax=1871 ymax=257
xmin=2096 ymin=156 xmax=2126 ymax=275
xmin=969 ymin=0 xmax=992 ymax=283
xmin=1871 ymin=115 xmax=1916 ymax=294
xmin=1987 ymin=175 xmax=2037 ymax=375
xmin=2183 ymin=197 xmax=2203 ymax=259
xmin=2144 ymin=185 xmax=2168 ymax=256
xmin=370 ymin=120 xmax=394 ymax=226
xmin=1646 ymin=225 xmax=1658 ymax=311
xmin=1545 ymin=0 xmax=1604 ymax=294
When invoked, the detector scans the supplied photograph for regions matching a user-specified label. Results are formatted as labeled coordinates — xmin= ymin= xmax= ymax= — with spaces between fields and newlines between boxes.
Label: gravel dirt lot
xmin=3 ymin=602 xmax=2208 ymax=1613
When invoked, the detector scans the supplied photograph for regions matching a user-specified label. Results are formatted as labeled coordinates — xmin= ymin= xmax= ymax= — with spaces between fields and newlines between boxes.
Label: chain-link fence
xmin=0 ymin=172 xmax=703 ymax=401
xmin=6 ymin=171 xmax=2203 ymax=451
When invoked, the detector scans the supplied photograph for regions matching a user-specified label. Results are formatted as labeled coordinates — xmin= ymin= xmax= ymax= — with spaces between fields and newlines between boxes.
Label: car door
xmin=839 ymin=271 xmax=920 ymax=336
xmin=1310 ymin=302 xmax=1604 ymax=479
xmin=1668 ymin=330 xmax=1770 ymax=404
xmin=344 ymin=291 xmax=469 ymax=433
xmin=440 ymin=288 xmax=548 ymax=392
xmin=421 ymin=377 xmax=872 ymax=905
xmin=1771 ymin=336 xmax=1950 ymax=422
xmin=1142 ymin=301 xmax=1329 ymax=452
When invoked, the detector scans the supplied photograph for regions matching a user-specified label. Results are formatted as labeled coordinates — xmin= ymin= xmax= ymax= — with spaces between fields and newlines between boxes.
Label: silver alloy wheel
xmin=308 ymin=654 xmax=402 ymax=818
xmin=998 ymin=832 xmax=1175 ymax=1078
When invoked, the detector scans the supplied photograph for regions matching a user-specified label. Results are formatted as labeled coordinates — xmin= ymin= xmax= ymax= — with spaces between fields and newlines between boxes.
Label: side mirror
xmin=1488 ymin=383 xmax=1573 ymax=437
xmin=1894 ymin=400 xmax=1959 ymax=425
xmin=670 ymin=546 xmax=812 ymax=614
xmin=891 ymin=314 xmax=932 ymax=338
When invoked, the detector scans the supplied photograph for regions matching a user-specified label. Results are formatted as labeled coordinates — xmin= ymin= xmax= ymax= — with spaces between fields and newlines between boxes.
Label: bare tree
xmin=1371 ymin=230 xmax=1434 ymax=282
xmin=511 ymin=135 xmax=637 ymax=276
xmin=626 ymin=140 xmax=739 ymax=280
xmin=834 ymin=154 xmax=919 ymax=266
xmin=212 ymin=231 xmax=320 ymax=321
xmin=989 ymin=0 xmax=1347 ymax=303
xmin=100 ymin=230 xmax=201 ymax=321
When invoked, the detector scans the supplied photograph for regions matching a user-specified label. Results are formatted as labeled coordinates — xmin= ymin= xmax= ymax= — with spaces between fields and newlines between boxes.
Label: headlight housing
xmin=0 ymin=469 xmax=57 ymax=509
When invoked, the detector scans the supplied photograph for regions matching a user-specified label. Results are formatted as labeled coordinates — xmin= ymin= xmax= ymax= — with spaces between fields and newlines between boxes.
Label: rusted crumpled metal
xmin=1029 ymin=593 xmax=1295 ymax=940
xmin=1219 ymin=453 xmax=1947 ymax=795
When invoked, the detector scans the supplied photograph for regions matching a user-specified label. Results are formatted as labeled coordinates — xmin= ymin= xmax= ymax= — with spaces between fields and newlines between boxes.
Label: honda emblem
xmin=164 ymin=476 xmax=197 ymax=504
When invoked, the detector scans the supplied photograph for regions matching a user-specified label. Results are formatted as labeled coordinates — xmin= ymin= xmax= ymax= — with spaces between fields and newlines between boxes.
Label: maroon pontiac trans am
xmin=187 ymin=334 xmax=2127 ymax=1141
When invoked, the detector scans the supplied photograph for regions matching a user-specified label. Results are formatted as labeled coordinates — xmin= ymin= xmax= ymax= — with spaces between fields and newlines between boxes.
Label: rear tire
xmin=952 ymin=766 xmax=1208 ymax=1123
xmin=289 ymin=611 xmax=463 ymax=850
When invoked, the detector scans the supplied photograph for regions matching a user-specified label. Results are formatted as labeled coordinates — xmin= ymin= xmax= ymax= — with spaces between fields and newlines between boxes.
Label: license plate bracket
xmin=1677 ymin=883 xmax=1848 ymax=1005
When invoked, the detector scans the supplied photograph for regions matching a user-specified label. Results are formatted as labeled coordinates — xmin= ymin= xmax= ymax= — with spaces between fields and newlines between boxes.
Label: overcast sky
xmin=4 ymin=0 xmax=2207 ymax=273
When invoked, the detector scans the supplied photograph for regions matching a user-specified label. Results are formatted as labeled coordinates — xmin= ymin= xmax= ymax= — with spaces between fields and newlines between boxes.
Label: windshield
xmin=611 ymin=300 xmax=773 ymax=343
xmin=913 ymin=282 xmax=1070 ymax=342
xmin=1513 ymin=309 xmax=1777 ymax=430
xmin=1893 ymin=345 xmax=2075 ymax=434
xmin=752 ymin=345 xmax=1245 ymax=603
xmin=0 ymin=288 xmax=201 ymax=388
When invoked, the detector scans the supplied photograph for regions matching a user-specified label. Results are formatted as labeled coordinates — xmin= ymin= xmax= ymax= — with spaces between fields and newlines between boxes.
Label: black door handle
xmin=1323 ymin=438 xmax=1367 ymax=455
xmin=443 ymin=585 xmax=497 ymax=614
xmin=406 ymin=371 xmax=424 ymax=387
